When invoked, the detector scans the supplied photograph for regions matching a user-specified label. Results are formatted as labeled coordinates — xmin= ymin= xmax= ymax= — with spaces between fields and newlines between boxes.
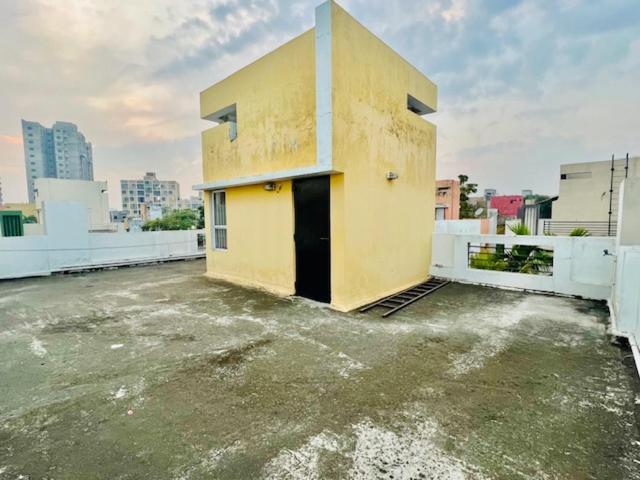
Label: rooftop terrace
xmin=1 ymin=259 xmax=639 ymax=478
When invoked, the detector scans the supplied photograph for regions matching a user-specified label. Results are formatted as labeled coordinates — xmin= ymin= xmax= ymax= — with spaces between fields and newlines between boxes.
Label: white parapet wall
xmin=431 ymin=233 xmax=616 ymax=300
xmin=435 ymin=220 xmax=482 ymax=234
xmin=611 ymin=178 xmax=640 ymax=349
xmin=0 ymin=201 xmax=204 ymax=280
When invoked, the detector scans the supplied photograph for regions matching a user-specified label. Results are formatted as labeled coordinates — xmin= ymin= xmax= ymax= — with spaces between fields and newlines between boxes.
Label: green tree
xmin=197 ymin=205 xmax=205 ymax=229
xmin=142 ymin=209 xmax=199 ymax=231
xmin=22 ymin=215 xmax=37 ymax=224
xmin=458 ymin=174 xmax=478 ymax=219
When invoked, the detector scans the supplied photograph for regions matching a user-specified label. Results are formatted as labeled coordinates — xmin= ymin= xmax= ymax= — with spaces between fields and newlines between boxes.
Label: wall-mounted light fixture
xmin=264 ymin=182 xmax=277 ymax=191
xmin=386 ymin=172 xmax=399 ymax=181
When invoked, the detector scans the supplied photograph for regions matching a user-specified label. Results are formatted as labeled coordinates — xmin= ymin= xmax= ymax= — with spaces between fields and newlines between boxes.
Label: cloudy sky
xmin=1 ymin=0 xmax=639 ymax=206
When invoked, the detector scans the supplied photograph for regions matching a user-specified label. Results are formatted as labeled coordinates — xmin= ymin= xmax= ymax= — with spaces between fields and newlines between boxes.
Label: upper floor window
xmin=205 ymin=104 xmax=237 ymax=141
xmin=407 ymin=94 xmax=435 ymax=116
xmin=212 ymin=191 xmax=227 ymax=250
xmin=560 ymin=172 xmax=591 ymax=180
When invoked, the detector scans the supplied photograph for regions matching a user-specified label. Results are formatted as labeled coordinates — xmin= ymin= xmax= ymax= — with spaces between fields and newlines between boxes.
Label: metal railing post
xmin=608 ymin=154 xmax=615 ymax=236
xmin=625 ymin=152 xmax=629 ymax=179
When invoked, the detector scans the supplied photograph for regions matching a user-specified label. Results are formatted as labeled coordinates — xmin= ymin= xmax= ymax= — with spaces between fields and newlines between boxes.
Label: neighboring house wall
xmin=553 ymin=157 xmax=639 ymax=222
xmin=0 ymin=203 xmax=37 ymax=218
xmin=435 ymin=180 xmax=460 ymax=220
xmin=35 ymin=178 xmax=110 ymax=230
xmin=489 ymin=195 xmax=524 ymax=218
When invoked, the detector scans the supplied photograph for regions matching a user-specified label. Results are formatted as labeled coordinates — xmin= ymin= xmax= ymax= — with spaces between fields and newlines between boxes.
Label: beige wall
xmin=617 ymin=177 xmax=640 ymax=246
xmin=553 ymin=157 xmax=639 ymax=222
xmin=0 ymin=203 xmax=37 ymax=218
xmin=35 ymin=178 xmax=110 ymax=230
xmin=330 ymin=3 xmax=437 ymax=311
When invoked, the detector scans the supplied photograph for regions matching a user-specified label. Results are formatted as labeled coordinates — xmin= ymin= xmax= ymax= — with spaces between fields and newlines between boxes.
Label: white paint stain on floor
xmin=30 ymin=337 xmax=47 ymax=357
xmin=262 ymin=431 xmax=344 ymax=480
xmin=447 ymin=295 xmax=605 ymax=377
xmin=261 ymin=415 xmax=486 ymax=480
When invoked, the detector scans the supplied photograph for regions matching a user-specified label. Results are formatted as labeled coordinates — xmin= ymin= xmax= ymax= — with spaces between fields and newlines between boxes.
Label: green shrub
xmin=569 ymin=227 xmax=590 ymax=236
xmin=142 ymin=209 xmax=199 ymax=231
xmin=508 ymin=223 xmax=530 ymax=235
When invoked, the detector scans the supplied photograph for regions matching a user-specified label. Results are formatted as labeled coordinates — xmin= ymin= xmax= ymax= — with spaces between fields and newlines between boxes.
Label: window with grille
xmin=212 ymin=191 xmax=227 ymax=250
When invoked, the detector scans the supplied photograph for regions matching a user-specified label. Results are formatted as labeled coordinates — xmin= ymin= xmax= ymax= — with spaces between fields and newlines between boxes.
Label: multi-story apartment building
xmin=196 ymin=1 xmax=437 ymax=311
xmin=120 ymin=172 xmax=180 ymax=217
xmin=21 ymin=120 xmax=93 ymax=202
xmin=177 ymin=193 xmax=204 ymax=211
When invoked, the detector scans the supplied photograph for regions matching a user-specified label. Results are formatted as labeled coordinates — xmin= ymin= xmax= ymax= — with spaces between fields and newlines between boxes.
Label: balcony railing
xmin=542 ymin=220 xmax=617 ymax=236
xmin=468 ymin=243 xmax=553 ymax=275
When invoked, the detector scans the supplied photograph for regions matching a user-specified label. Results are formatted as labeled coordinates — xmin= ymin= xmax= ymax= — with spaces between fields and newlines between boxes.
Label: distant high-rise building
xmin=21 ymin=120 xmax=94 ymax=202
xmin=120 ymin=172 xmax=180 ymax=218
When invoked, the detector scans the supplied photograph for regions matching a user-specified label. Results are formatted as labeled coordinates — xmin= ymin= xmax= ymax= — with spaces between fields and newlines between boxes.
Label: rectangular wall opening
xmin=407 ymin=94 xmax=435 ymax=116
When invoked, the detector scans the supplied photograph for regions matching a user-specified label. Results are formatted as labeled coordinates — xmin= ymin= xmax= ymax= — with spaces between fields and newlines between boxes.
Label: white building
xmin=550 ymin=156 xmax=639 ymax=235
xmin=35 ymin=178 xmax=111 ymax=231
xmin=120 ymin=172 xmax=180 ymax=218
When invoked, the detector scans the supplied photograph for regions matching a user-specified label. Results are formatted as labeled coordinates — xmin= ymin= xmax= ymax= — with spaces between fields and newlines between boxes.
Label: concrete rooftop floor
xmin=1 ymin=259 xmax=639 ymax=479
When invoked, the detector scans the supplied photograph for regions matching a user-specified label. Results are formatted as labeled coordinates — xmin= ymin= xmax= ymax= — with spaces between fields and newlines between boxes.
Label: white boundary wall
xmin=435 ymin=220 xmax=481 ymax=234
xmin=0 ymin=202 xmax=204 ymax=280
xmin=610 ymin=178 xmax=640 ymax=366
xmin=431 ymin=233 xmax=616 ymax=300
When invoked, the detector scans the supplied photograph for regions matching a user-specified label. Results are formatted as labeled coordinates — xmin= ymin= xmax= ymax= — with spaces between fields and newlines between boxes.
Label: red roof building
xmin=489 ymin=195 xmax=524 ymax=218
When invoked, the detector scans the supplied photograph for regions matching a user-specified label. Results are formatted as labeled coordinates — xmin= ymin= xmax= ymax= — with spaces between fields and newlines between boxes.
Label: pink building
xmin=435 ymin=179 xmax=460 ymax=220
xmin=489 ymin=195 xmax=524 ymax=218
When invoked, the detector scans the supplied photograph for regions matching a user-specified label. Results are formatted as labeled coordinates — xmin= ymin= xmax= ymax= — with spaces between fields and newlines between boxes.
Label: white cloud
xmin=0 ymin=0 xmax=639 ymax=204
xmin=441 ymin=0 xmax=467 ymax=23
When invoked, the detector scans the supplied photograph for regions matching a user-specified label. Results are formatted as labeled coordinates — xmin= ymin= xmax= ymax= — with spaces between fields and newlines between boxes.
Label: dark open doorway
xmin=293 ymin=176 xmax=331 ymax=303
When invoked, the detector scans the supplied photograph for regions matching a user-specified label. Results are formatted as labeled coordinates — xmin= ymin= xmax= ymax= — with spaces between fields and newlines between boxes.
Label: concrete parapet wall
xmin=0 ymin=202 xmax=203 ymax=280
xmin=431 ymin=233 xmax=616 ymax=300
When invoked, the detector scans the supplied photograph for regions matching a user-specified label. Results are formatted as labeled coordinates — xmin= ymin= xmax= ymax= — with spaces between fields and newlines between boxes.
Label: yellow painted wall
xmin=200 ymin=29 xmax=317 ymax=182
xmin=200 ymin=2 xmax=437 ymax=311
xmin=203 ymin=183 xmax=295 ymax=296
xmin=329 ymin=3 xmax=437 ymax=311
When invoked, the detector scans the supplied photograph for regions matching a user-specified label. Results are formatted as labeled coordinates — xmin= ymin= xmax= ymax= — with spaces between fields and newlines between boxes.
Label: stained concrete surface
xmin=0 ymin=259 xmax=639 ymax=479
